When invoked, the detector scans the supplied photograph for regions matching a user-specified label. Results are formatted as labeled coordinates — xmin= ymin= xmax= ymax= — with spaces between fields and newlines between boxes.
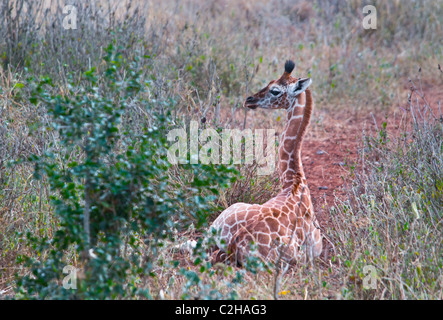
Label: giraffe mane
xmin=291 ymin=87 xmax=314 ymax=193
xmin=292 ymin=172 xmax=304 ymax=195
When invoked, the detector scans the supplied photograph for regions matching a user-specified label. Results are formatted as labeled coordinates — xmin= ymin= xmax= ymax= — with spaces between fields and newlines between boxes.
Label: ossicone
xmin=284 ymin=60 xmax=295 ymax=74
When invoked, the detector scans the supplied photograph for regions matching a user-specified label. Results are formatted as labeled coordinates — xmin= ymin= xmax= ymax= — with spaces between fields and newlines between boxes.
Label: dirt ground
xmin=303 ymin=80 xmax=442 ymax=230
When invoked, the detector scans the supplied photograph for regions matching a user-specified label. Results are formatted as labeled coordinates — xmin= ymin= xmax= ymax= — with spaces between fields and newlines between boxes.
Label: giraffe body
xmin=208 ymin=60 xmax=322 ymax=266
xmin=211 ymin=182 xmax=321 ymax=264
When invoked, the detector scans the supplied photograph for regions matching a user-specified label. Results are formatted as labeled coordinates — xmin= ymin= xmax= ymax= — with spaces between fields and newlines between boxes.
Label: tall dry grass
xmin=1 ymin=0 xmax=442 ymax=299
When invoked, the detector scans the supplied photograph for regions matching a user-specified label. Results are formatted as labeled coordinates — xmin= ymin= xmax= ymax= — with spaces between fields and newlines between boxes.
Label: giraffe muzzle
xmin=244 ymin=96 xmax=258 ymax=109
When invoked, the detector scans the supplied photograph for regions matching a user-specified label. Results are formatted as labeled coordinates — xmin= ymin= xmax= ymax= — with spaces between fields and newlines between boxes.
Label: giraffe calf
xmin=209 ymin=60 xmax=323 ymax=266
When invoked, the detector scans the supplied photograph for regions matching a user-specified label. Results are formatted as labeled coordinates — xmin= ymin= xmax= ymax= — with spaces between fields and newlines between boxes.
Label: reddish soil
xmin=303 ymin=80 xmax=442 ymax=229
xmin=302 ymin=113 xmax=362 ymax=226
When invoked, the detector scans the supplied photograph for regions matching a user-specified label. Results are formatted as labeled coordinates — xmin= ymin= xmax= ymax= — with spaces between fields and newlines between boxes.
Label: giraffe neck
xmin=278 ymin=89 xmax=313 ymax=192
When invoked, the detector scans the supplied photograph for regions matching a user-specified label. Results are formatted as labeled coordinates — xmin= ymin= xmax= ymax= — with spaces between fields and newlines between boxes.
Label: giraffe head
xmin=244 ymin=60 xmax=312 ymax=110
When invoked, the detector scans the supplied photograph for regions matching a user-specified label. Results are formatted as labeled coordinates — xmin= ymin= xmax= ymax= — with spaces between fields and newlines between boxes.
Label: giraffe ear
xmin=289 ymin=78 xmax=312 ymax=96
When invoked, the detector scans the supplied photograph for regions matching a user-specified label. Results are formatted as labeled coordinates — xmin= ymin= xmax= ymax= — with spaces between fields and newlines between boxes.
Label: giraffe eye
xmin=270 ymin=89 xmax=280 ymax=96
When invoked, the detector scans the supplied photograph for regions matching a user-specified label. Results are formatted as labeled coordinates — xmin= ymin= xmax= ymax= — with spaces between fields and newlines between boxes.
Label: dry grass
xmin=1 ymin=0 xmax=442 ymax=299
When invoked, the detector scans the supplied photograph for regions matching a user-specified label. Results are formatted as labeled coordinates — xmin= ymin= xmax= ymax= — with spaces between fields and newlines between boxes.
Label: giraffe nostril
xmin=246 ymin=96 xmax=255 ymax=103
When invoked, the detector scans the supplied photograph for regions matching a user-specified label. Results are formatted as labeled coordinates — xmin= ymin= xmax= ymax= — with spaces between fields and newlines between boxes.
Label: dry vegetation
xmin=0 ymin=0 xmax=442 ymax=299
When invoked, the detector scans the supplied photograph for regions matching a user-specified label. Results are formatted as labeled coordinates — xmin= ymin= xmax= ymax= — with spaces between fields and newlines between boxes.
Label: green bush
xmin=14 ymin=43 xmax=238 ymax=299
